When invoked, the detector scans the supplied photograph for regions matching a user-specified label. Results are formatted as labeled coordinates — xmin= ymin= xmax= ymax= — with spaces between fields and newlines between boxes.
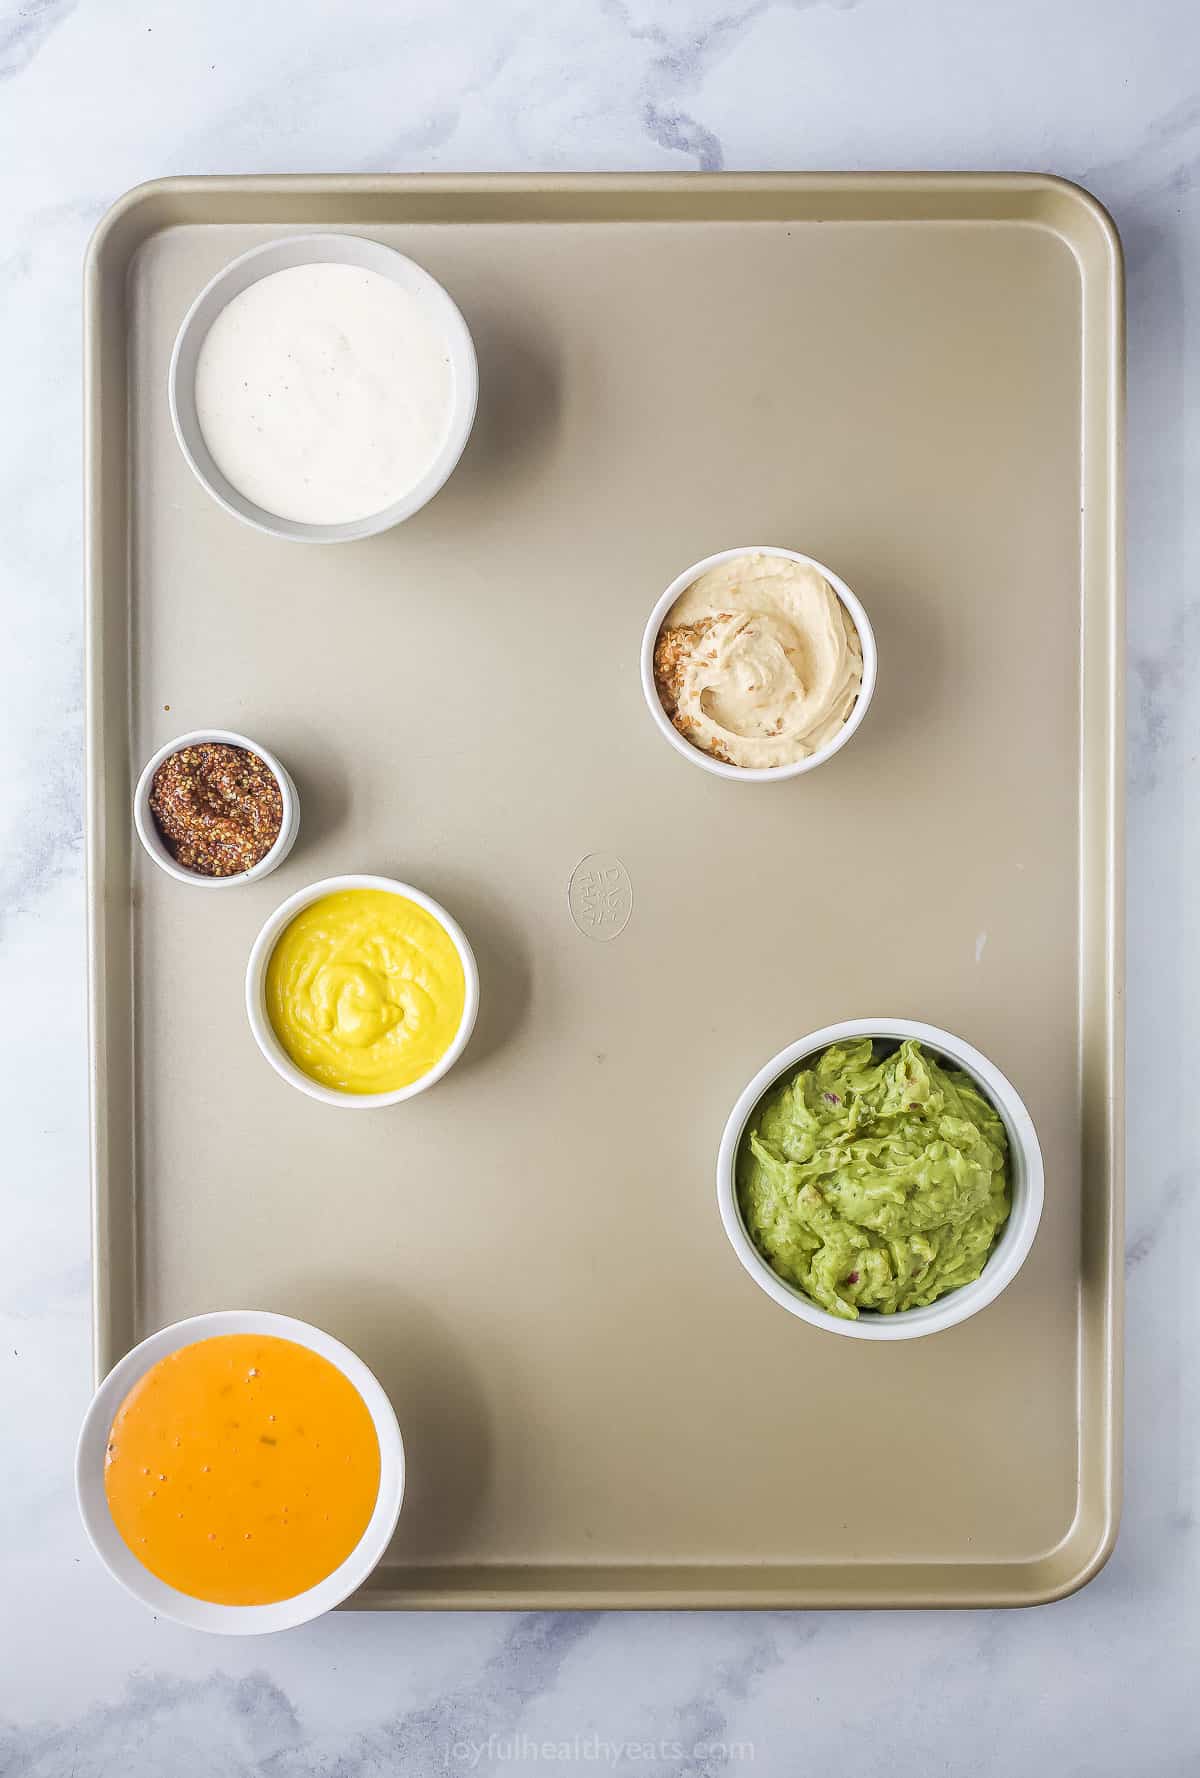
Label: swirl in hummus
xmin=653 ymin=552 xmax=863 ymax=769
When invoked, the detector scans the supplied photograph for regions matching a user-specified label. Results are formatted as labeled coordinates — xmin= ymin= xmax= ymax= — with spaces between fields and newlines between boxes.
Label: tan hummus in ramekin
xmin=653 ymin=552 xmax=863 ymax=769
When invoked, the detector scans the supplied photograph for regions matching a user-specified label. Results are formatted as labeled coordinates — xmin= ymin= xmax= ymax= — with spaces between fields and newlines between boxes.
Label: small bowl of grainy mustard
xmin=133 ymin=729 xmax=299 ymax=887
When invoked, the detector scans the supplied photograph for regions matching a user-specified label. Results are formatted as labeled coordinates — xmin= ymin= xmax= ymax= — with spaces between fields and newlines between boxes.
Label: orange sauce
xmin=104 ymin=1333 xmax=380 ymax=1605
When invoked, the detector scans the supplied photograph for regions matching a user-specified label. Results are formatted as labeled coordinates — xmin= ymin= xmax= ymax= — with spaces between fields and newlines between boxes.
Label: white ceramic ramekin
xmin=717 ymin=1018 xmax=1044 ymax=1341
xmin=133 ymin=728 xmax=299 ymax=887
xmin=246 ymin=873 xmax=479 ymax=1109
xmin=75 ymin=1309 xmax=405 ymax=1634
xmin=640 ymin=545 xmax=877 ymax=781
xmin=168 ymin=233 xmax=478 ymax=543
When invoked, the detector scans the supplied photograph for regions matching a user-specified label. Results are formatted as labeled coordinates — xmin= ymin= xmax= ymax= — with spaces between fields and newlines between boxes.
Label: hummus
xmin=654 ymin=552 xmax=862 ymax=769
xmin=737 ymin=1039 xmax=1010 ymax=1319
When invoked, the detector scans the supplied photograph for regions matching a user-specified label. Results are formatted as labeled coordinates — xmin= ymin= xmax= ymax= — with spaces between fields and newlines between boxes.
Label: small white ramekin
xmin=75 ymin=1309 xmax=404 ymax=1634
xmin=717 ymin=1018 xmax=1045 ymax=1341
xmin=246 ymin=873 xmax=479 ymax=1109
xmin=640 ymin=545 xmax=877 ymax=781
xmin=168 ymin=233 xmax=478 ymax=544
xmin=134 ymin=728 xmax=299 ymax=888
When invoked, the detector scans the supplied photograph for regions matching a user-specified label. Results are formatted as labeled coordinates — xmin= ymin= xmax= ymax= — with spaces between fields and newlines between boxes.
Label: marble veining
xmin=642 ymin=102 xmax=725 ymax=172
xmin=0 ymin=0 xmax=79 ymax=81
xmin=0 ymin=0 xmax=1197 ymax=1771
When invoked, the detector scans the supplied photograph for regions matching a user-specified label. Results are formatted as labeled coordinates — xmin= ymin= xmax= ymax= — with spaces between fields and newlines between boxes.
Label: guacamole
xmin=737 ymin=1038 xmax=1010 ymax=1319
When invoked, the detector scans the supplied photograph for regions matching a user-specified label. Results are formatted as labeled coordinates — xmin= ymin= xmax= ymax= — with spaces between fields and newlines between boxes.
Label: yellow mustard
xmin=265 ymin=888 xmax=466 ymax=1094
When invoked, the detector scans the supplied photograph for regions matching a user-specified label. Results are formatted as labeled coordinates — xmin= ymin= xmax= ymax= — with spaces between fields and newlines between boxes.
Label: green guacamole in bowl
xmin=736 ymin=1038 xmax=1011 ymax=1320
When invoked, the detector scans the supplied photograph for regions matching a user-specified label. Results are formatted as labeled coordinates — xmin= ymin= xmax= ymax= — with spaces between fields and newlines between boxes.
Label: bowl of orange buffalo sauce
xmin=75 ymin=1310 xmax=404 ymax=1632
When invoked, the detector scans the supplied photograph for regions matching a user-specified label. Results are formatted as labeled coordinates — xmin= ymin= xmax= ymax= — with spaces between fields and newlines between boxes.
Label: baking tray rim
xmin=83 ymin=170 xmax=1125 ymax=1609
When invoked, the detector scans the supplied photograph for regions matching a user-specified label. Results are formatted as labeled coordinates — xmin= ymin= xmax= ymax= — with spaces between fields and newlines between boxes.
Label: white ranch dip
xmin=194 ymin=262 xmax=454 ymax=526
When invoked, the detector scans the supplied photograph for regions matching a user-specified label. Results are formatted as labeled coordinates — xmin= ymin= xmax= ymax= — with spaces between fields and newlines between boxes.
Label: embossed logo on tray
xmin=568 ymin=853 xmax=633 ymax=942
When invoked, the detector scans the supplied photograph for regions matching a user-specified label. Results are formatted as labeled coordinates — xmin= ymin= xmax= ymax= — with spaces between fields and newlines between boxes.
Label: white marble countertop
xmin=1 ymin=0 xmax=1195 ymax=1771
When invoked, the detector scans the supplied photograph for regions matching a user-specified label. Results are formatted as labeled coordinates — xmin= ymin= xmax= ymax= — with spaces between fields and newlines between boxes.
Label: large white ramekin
xmin=717 ymin=1018 xmax=1045 ymax=1341
xmin=245 ymin=873 xmax=479 ymax=1109
xmin=640 ymin=545 xmax=877 ymax=781
xmin=168 ymin=234 xmax=478 ymax=543
xmin=75 ymin=1309 xmax=404 ymax=1634
xmin=134 ymin=728 xmax=300 ymax=888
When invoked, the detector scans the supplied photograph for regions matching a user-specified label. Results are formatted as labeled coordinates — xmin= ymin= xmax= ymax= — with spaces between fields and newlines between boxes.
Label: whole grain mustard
xmin=265 ymin=888 xmax=466 ymax=1094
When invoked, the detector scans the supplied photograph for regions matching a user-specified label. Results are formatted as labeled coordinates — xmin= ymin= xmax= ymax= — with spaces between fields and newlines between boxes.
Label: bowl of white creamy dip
xmin=640 ymin=546 xmax=877 ymax=780
xmin=169 ymin=235 xmax=478 ymax=543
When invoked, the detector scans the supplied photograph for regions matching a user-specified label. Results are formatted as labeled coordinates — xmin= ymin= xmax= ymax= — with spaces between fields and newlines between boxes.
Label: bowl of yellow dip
xmin=75 ymin=1309 xmax=404 ymax=1633
xmin=716 ymin=1019 xmax=1044 ymax=1341
xmin=246 ymin=874 xmax=479 ymax=1107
